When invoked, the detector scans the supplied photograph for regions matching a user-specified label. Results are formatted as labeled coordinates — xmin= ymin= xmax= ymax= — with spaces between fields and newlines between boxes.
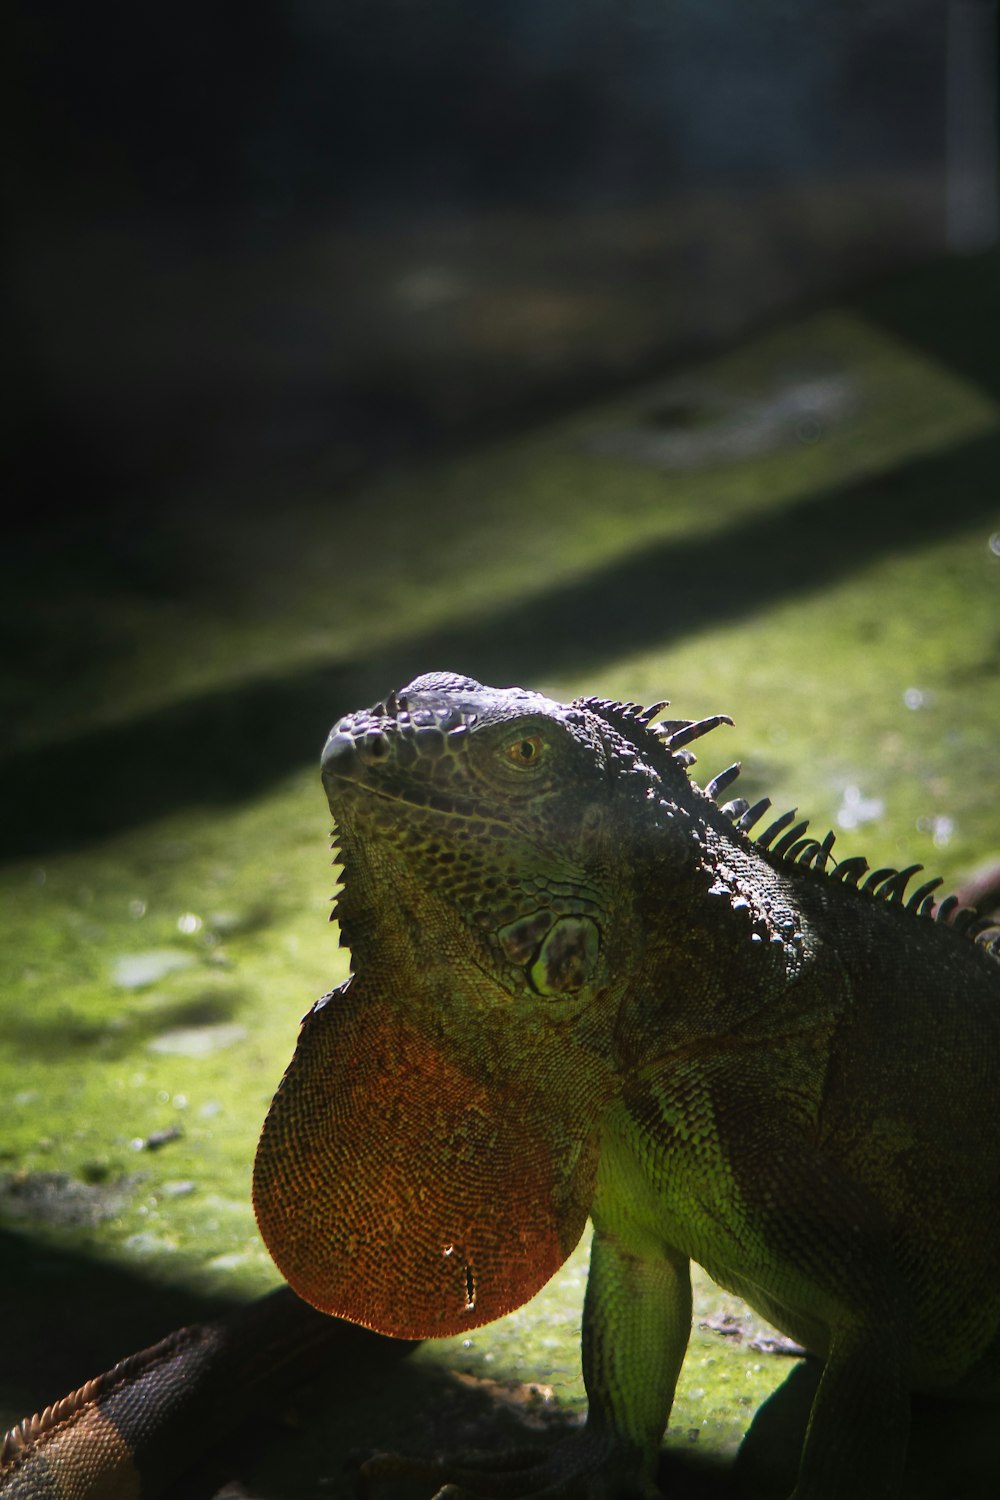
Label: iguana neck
xmin=615 ymin=812 xmax=832 ymax=1067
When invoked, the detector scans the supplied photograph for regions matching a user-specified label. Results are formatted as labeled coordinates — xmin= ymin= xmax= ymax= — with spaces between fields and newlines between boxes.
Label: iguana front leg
xmin=577 ymin=1223 xmax=691 ymax=1492
xmin=575 ymin=1218 xmax=692 ymax=1488
xmin=579 ymin=1218 xmax=910 ymax=1500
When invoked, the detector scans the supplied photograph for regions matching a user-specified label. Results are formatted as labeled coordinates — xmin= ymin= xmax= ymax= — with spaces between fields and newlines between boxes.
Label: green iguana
xmin=4 ymin=671 xmax=1000 ymax=1499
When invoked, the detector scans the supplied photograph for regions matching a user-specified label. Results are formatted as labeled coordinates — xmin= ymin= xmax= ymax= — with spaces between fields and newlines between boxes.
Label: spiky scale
xmin=793 ymin=839 xmax=824 ymax=868
xmin=908 ymin=877 xmax=943 ymax=912
xmin=738 ymin=797 xmax=772 ymax=833
xmin=584 ymin=696 xmax=689 ymax=757
xmin=773 ymin=820 xmax=811 ymax=858
xmin=863 ymin=868 xmax=898 ymax=894
xmin=721 ymin=797 xmax=750 ymax=822
xmin=813 ymin=829 xmax=837 ymax=873
xmin=836 ymin=856 xmax=869 ymax=886
xmin=881 ymin=865 xmax=924 ymax=903
xmin=705 ymin=763 xmax=742 ymax=801
xmin=635 ymin=700 xmax=671 ymax=725
xmin=757 ymin=808 xmax=798 ymax=849
xmin=664 ymin=714 xmax=734 ymax=751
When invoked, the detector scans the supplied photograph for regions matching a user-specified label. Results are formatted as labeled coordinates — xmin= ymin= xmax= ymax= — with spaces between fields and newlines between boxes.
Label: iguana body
xmin=255 ymin=673 xmax=1000 ymax=1498
xmin=5 ymin=672 xmax=1000 ymax=1498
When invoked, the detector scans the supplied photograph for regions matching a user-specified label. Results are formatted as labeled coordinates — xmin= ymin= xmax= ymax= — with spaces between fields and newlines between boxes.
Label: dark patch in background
xmin=7 ymin=0 xmax=947 ymax=519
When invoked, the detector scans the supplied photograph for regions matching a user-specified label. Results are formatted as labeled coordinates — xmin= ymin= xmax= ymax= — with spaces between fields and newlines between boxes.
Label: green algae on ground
xmin=416 ymin=1236 xmax=794 ymax=1462
xmin=1 ymin=256 xmax=999 ymax=1495
xmin=0 ymin=772 xmax=337 ymax=1314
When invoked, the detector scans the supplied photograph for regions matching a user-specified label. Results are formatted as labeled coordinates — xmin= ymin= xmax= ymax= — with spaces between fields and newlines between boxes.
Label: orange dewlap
xmin=253 ymin=979 xmax=594 ymax=1339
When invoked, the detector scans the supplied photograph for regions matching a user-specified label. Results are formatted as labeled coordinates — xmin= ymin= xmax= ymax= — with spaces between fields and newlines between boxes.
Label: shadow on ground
xmin=2 ymin=1212 xmax=994 ymax=1500
xmin=2 ymin=419 xmax=997 ymax=861
xmin=0 ymin=1219 xmax=735 ymax=1500
xmin=0 ymin=1227 xmax=242 ymax=1416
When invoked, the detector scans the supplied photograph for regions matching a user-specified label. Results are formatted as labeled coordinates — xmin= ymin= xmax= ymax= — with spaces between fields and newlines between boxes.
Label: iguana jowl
xmin=253 ymin=671 xmax=1000 ymax=1500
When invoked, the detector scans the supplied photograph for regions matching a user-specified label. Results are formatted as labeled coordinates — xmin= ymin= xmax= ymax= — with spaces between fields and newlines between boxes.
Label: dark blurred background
xmin=8 ymin=0 xmax=995 ymax=526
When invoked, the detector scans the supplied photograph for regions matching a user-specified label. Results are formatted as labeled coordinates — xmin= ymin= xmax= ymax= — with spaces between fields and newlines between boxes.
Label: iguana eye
xmin=504 ymin=734 xmax=545 ymax=767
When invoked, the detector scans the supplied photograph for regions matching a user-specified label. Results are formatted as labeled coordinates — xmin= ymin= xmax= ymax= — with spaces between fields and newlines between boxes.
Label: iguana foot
xmin=361 ymin=1434 xmax=663 ymax=1500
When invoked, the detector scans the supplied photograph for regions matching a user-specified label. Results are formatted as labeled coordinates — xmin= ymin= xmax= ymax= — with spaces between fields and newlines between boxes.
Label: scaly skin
xmin=6 ymin=672 xmax=999 ymax=1499
xmin=255 ymin=673 xmax=1000 ymax=1500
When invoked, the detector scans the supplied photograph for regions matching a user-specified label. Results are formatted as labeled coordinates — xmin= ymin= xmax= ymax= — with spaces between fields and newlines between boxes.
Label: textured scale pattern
xmin=256 ymin=681 xmax=1000 ymax=1500
xmin=7 ymin=673 xmax=999 ymax=1500
xmin=254 ymin=977 xmax=600 ymax=1336
xmin=250 ymin=674 xmax=1000 ymax=1500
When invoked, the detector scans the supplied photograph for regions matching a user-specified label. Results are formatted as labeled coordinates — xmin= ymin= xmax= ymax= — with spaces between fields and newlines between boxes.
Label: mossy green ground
xmin=1 ymin=253 xmax=999 ymax=1496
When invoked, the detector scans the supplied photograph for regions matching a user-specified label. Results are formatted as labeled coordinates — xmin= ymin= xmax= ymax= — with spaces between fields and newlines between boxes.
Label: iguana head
xmin=254 ymin=672 xmax=664 ymax=1340
xmin=321 ymin=670 xmax=623 ymax=1003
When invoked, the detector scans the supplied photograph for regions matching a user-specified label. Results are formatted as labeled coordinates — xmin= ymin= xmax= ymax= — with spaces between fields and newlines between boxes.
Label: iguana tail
xmin=0 ymin=1286 xmax=413 ymax=1499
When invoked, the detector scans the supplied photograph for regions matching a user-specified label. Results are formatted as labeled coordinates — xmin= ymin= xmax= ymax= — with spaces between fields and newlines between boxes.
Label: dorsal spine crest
xmin=577 ymin=690 xmax=994 ymax=958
